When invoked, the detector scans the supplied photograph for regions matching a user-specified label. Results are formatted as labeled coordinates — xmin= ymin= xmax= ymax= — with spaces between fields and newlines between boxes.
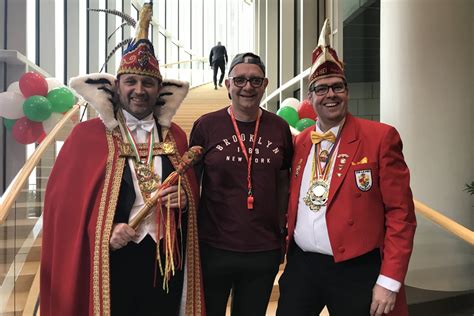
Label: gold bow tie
xmin=311 ymin=130 xmax=336 ymax=144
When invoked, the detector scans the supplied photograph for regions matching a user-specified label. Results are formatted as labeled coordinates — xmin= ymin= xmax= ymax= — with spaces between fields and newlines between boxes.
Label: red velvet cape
xmin=40 ymin=118 xmax=204 ymax=315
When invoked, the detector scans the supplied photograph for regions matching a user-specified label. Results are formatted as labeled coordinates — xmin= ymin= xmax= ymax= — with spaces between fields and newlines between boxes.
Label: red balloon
xmin=36 ymin=131 xmax=47 ymax=144
xmin=12 ymin=116 xmax=44 ymax=144
xmin=19 ymin=72 xmax=48 ymax=98
xmin=298 ymin=99 xmax=317 ymax=120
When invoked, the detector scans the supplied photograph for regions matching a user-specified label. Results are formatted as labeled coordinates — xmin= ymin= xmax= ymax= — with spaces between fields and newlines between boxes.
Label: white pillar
xmin=381 ymin=0 xmax=473 ymax=291
xmin=280 ymin=0 xmax=295 ymax=101
xmin=300 ymin=0 xmax=321 ymax=98
xmin=265 ymin=0 xmax=278 ymax=112
xmin=39 ymin=0 xmax=56 ymax=74
xmin=1 ymin=0 xmax=28 ymax=188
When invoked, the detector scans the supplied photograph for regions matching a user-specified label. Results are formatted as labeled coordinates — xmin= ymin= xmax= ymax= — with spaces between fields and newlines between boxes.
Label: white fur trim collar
xmin=69 ymin=73 xmax=189 ymax=131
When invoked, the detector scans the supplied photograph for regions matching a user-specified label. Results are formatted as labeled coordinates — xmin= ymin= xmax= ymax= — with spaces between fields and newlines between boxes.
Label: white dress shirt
xmin=294 ymin=121 xmax=401 ymax=292
xmin=294 ymin=123 xmax=341 ymax=255
xmin=122 ymin=110 xmax=163 ymax=243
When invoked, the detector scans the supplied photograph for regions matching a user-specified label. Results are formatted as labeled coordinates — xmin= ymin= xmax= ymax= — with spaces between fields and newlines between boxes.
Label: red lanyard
xmin=229 ymin=107 xmax=262 ymax=210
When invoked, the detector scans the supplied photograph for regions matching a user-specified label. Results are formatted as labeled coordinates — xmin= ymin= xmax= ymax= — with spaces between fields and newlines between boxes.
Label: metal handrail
xmin=260 ymin=67 xmax=310 ymax=107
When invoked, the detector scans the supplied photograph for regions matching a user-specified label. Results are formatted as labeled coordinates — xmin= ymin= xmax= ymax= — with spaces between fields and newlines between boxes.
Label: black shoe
xmin=214 ymin=85 xmax=218 ymax=90
xmin=219 ymin=83 xmax=223 ymax=87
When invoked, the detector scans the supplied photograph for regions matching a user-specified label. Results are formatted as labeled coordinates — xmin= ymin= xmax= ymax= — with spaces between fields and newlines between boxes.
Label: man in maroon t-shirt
xmin=190 ymin=53 xmax=293 ymax=315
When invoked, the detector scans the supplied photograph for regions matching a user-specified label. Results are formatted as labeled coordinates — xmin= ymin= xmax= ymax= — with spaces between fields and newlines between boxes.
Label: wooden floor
xmin=174 ymin=83 xmax=230 ymax=136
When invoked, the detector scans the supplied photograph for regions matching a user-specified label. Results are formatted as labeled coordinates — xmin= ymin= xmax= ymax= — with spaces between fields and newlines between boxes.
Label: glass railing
xmin=0 ymin=103 xmax=83 ymax=315
xmin=161 ymin=58 xmax=213 ymax=88
xmin=407 ymin=201 xmax=474 ymax=292
xmin=0 ymin=50 xmax=54 ymax=315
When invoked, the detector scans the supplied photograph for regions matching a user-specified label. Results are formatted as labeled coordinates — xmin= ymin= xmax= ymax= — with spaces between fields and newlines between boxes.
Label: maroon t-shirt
xmin=190 ymin=107 xmax=293 ymax=252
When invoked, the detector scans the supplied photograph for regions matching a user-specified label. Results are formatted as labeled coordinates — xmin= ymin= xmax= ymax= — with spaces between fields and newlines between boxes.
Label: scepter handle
xmin=128 ymin=146 xmax=203 ymax=230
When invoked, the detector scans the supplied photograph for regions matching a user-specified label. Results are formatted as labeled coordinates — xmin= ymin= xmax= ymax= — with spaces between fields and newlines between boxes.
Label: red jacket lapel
xmin=326 ymin=114 xmax=360 ymax=208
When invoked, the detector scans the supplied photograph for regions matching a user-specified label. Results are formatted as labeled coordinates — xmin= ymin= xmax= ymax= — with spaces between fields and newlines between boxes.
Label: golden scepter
xmin=129 ymin=145 xmax=203 ymax=229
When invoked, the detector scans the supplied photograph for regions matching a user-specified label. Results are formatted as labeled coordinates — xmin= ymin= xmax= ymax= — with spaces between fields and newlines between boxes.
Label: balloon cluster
xmin=0 ymin=72 xmax=76 ymax=144
xmin=276 ymin=98 xmax=317 ymax=132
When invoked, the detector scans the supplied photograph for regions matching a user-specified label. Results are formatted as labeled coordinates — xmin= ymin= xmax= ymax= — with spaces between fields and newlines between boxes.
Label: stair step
xmin=2 ymin=218 xmax=38 ymax=228
xmin=2 ymin=288 xmax=29 ymax=314
xmin=0 ymin=238 xmax=42 ymax=270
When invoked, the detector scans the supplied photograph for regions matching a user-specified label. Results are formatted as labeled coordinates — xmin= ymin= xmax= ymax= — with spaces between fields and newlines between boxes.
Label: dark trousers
xmin=213 ymin=60 xmax=225 ymax=86
xmin=277 ymin=243 xmax=381 ymax=316
xmin=200 ymin=243 xmax=281 ymax=316
xmin=110 ymin=235 xmax=184 ymax=316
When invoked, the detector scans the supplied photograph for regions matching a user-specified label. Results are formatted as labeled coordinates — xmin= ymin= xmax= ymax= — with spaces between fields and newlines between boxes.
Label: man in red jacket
xmin=276 ymin=19 xmax=416 ymax=316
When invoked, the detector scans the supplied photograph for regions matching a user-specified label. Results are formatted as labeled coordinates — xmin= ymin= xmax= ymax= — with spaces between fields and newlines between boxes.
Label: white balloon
xmin=42 ymin=112 xmax=63 ymax=134
xmin=7 ymin=81 xmax=21 ymax=93
xmin=281 ymin=97 xmax=300 ymax=110
xmin=0 ymin=91 xmax=26 ymax=119
xmin=46 ymin=78 xmax=64 ymax=91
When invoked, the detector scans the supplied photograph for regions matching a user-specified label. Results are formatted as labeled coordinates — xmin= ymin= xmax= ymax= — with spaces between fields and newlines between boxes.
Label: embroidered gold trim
xmin=119 ymin=141 xmax=175 ymax=157
xmin=93 ymin=130 xmax=116 ymax=316
xmin=100 ymin=131 xmax=126 ymax=316
xmin=167 ymin=131 xmax=202 ymax=315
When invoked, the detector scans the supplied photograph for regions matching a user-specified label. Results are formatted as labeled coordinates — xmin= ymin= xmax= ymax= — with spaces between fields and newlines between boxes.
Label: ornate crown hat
xmin=116 ymin=3 xmax=162 ymax=80
xmin=70 ymin=1 xmax=188 ymax=131
xmin=308 ymin=18 xmax=345 ymax=86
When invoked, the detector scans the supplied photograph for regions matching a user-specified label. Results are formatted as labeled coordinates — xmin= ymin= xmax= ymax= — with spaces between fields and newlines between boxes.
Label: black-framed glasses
xmin=229 ymin=76 xmax=265 ymax=88
xmin=309 ymin=82 xmax=347 ymax=96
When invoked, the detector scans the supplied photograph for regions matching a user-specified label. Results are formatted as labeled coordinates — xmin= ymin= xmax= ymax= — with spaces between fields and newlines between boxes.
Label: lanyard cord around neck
xmin=311 ymin=125 xmax=343 ymax=183
xmin=229 ymin=106 xmax=262 ymax=210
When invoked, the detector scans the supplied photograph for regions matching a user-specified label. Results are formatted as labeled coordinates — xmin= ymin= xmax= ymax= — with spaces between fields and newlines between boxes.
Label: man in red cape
xmin=40 ymin=3 xmax=204 ymax=315
xmin=277 ymin=19 xmax=416 ymax=316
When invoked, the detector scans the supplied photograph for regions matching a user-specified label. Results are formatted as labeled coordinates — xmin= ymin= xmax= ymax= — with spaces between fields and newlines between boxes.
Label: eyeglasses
xmin=309 ymin=82 xmax=347 ymax=96
xmin=229 ymin=77 xmax=265 ymax=88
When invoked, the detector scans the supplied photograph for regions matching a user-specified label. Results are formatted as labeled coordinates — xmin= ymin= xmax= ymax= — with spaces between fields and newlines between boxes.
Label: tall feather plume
xmin=87 ymin=8 xmax=136 ymax=27
xmin=107 ymin=22 xmax=128 ymax=42
xmin=99 ymin=38 xmax=132 ymax=73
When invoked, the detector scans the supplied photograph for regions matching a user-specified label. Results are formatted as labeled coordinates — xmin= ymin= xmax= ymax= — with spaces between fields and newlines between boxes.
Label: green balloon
xmin=3 ymin=118 xmax=17 ymax=131
xmin=295 ymin=118 xmax=316 ymax=131
xmin=23 ymin=95 xmax=52 ymax=122
xmin=276 ymin=106 xmax=299 ymax=127
xmin=47 ymin=87 xmax=76 ymax=113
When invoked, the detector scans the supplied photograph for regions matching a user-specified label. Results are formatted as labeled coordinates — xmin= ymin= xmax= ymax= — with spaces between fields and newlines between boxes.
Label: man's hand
xmin=370 ymin=284 xmax=396 ymax=315
xmin=110 ymin=223 xmax=137 ymax=251
xmin=158 ymin=185 xmax=187 ymax=209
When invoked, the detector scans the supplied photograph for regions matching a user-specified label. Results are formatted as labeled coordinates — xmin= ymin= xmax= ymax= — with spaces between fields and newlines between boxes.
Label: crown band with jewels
xmin=116 ymin=3 xmax=162 ymax=81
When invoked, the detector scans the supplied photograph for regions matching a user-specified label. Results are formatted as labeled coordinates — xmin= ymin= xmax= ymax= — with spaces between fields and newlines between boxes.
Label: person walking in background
xmin=190 ymin=52 xmax=293 ymax=315
xmin=277 ymin=19 xmax=416 ymax=316
xmin=209 ymin=41 xmax=228 ymax=90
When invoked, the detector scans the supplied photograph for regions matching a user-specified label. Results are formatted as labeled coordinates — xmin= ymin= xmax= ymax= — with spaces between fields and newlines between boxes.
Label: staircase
xmin=175 ymin=82 xmax=230 ymax=135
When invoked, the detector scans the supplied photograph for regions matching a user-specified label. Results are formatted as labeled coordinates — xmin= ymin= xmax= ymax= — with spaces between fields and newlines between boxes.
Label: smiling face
xmin=308 ymin=76 xmax=349 ymax=131
xmin=115 ymin=74 xmax=161 ymax=119
xmin=225 ymin=63 xmax=268 ymax=120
